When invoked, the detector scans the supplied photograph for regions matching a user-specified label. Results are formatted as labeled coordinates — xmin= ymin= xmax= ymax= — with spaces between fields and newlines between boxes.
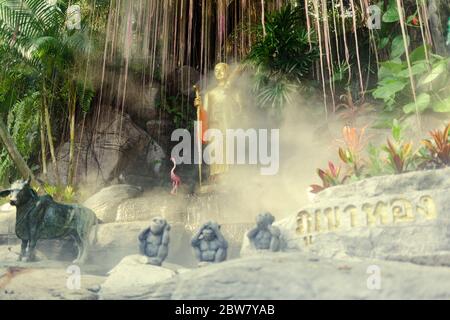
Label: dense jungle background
xmin=0 ymin=0 xmax=449 ymax=203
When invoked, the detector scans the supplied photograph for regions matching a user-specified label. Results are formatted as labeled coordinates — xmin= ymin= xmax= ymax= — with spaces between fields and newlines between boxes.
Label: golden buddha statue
xmin=194 ymin=62 xmax=243 ymax=182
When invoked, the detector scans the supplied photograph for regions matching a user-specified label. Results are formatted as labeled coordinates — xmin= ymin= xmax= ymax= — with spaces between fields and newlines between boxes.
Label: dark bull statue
xmin=0 ymin=178 xmax=99 ymax=264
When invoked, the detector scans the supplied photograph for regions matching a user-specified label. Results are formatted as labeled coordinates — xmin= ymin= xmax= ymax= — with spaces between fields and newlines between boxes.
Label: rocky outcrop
xmin=314 ymin=166 xmax=450 ymax=200
xmin=0 ymin=265 xmax=105 ymax=300
xmin=145 ymin=119 xmax=173 ymax=152
xmin=5 ymin=249 xmax=450 ymax=300
xmin=98 ymin=255 xmax=178 ymax=300
xmin=83 ymin=184 xmax=142 ymax=223
xmin=116 ymin=189 xmax=187 ymax=223
xmin=84 ymin=187 xmax=187 ymax=224
xmin=267 ymin=167 xmax=450 ymax=267
xmin=126 ymin=85 xmax=161 ymax=126
xmin=115 ymin=198 xmax=156 ymax=223
xmin=124 ymin=252 xmax=450 ymax=300
xmin=45 ymin=110 xmax=165 ymax=188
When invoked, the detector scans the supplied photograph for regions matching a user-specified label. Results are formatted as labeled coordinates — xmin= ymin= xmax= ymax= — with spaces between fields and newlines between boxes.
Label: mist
xmin=188 ymin=63 xmax=337 ymax=224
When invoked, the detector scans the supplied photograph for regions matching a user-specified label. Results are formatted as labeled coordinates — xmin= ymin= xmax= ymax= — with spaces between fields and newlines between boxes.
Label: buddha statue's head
xmin=214 ymin=63 xmax=230 ymax=82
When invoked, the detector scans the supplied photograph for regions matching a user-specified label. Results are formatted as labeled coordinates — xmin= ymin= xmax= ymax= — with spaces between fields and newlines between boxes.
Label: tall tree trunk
xmin=67 ymin=83 xmax=77 ymax=187
xmin=42 ymin=83 xmax=61 ymax=186
xmin=39 ymin=109 xmax=47 ymax=179
xmin=0 ymin=117 xmax=35 ymax=182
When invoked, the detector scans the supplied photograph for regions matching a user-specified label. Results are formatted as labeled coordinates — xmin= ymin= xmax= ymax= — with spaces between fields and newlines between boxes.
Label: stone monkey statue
xmin=247 ymin=212 xmax=281 ymax=252
xmin=138 ymin=217 xmax=170 ymax=266
xmin=191 ymin=221 xmax=228 ymax=264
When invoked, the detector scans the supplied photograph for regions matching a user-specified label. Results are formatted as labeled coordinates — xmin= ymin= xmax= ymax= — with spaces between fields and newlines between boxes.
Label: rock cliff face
xmin=267 ymin=167 xmax=450 ymax=266
xmin=45 ymin=110 xmax=166 ymax=190
xmin=98 ymin=255 xmax=179 ymax=300
xmin=428 ymin=0 xmax=450 ymax=56
xmin=83 ymin=184 xmax=143 ymax=223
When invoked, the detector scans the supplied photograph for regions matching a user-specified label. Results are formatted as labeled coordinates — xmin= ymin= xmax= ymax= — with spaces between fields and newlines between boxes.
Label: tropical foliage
xmin=338 ymin=126 xmax=368 ymax=177
xmin=310 ymin=161 xmax=348 ymax=194
xmin=421 ymin=123 xmax=450 ymax=167
xmin=372 ymin=45 xmax=450 ymax=114
xmin=0 ymin=0 xmax=94 ymax=186
xmin=0 ymin=0 xmax=448 ymax=194
xmin=312 ymin=121 xmax=450 ymax=193
xmin=246 ymin=3 xmax=318 ymax=111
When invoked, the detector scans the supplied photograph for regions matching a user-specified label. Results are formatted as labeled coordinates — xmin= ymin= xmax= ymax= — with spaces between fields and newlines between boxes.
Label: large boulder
xmin=132 ymin=252 xmax=450 ymax=300
xmin=126 ymin=85 xmax=161 ymax=126
xmin=115 ymin=197 xmax=156 ymax=223
xmin=98 ymin=255 xmax=177 ymax=300
xmin=268 ymin=167 xmax=450 ymax=266
xmin=145 ymin=119 xmax=173 ymax=151
xmin=83 ymin=185 xmax=142 ymax=223
xmin=88 ymin=65 xmax=161 ymax=127
xmin=45 ymin=110 xmax=165 ymax=188
xmin=116 ymin=189 xmax=187 ymax=223
xmin=0 ymin=265 xmax=105 ymax=300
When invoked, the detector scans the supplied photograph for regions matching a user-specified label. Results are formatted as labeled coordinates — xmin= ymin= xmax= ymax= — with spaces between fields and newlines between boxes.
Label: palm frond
xmin=246 ymin=3 xmax=318 ymax=110
xmin=0 ymin=0 xmax=86 ymax=67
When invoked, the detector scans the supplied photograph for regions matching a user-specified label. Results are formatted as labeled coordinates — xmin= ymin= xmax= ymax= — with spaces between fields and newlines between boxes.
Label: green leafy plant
xmin=0 ymin=0 xmax=93 ymax=187
xmin=335 ymin=90 xmax=372 ymax=123
xmin=0 ymin=91 xmax=40 ymax=183
xmin=421 ymin=123 xmax=450 ymax=168
xmin=373 ymin=44 xmax=450 ymax=114
xmin=366 ymin=143 xmax=386 ymax=177
xmin=337 ymin=126 xmax=368 ymax=177
xmin=37 ymin=183 xmax=77 ymax=203
xmin=246 ymin=3 xmax=318 ymax=110
xmin=383 ymin=139 xmax=414 ymax=173
xmin=382 ymin=120 xmax=415 ymax=174
xmin=371 ymin=0 xmax=450 ymax=118
xmin=310 ymin=161 xmax=348 ymax=194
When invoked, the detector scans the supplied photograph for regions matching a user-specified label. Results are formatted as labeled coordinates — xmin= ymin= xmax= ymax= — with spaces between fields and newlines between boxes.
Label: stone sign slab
xmin=267 ymin=168 xmax=450 ymax=266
